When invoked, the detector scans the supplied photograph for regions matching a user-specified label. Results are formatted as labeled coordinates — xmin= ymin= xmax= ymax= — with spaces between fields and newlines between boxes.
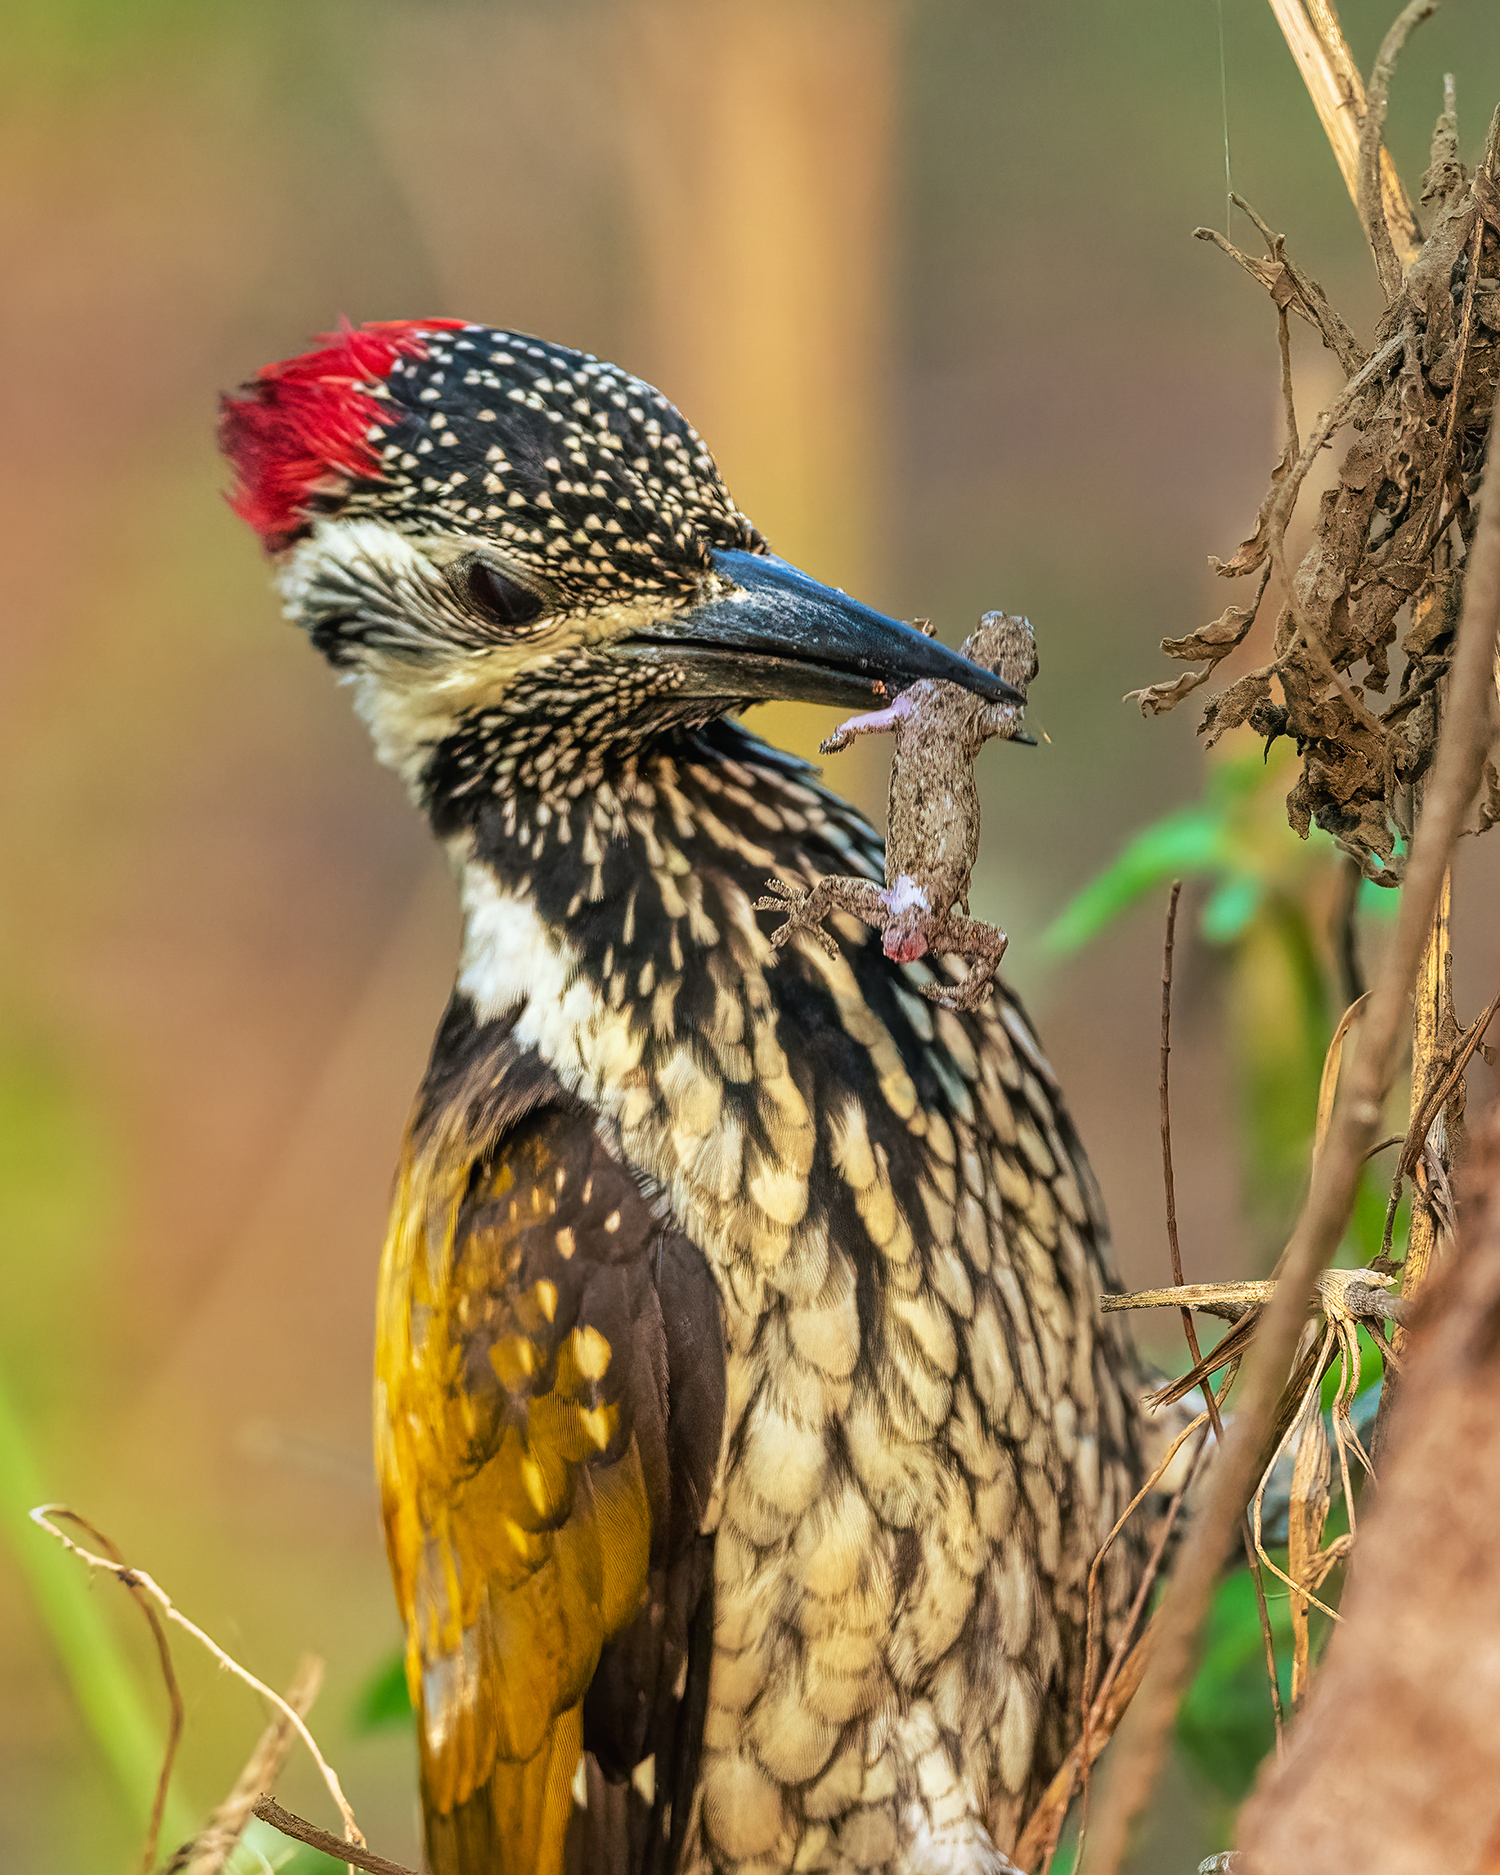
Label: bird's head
xmin=220 ymin=319 xmax=1020 ymax=812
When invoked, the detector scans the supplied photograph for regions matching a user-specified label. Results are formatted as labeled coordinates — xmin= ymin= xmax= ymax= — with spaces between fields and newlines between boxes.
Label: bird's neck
xmin=443 ymin=720 xmax=882 ymax=1029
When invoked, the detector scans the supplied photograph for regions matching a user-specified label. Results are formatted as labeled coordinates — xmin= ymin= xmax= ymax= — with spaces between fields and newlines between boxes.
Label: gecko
xmin=755 ymin=611 xmax=1037 ymax=1011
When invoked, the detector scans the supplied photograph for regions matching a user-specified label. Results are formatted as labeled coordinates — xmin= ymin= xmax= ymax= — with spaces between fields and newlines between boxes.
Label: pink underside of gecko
xmin=881 ymin=875 xmax=931 ymax=961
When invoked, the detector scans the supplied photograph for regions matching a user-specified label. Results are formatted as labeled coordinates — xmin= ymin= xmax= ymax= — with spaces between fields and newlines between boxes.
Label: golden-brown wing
xmin=376 ymin=1084 xmax=723 ymax=1875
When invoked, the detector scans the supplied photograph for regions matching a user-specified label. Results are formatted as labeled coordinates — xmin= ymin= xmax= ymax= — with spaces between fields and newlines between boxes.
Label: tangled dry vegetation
xmin=1131 ymin=86 xmax=1500 ymax=885
xmin=1057 ymin=9 xmax=1500 ymax=1873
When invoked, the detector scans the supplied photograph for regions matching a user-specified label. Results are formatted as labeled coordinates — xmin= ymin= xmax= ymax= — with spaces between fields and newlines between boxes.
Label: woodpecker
xmin=220 ymin=320 xmax=1143 ymax=1875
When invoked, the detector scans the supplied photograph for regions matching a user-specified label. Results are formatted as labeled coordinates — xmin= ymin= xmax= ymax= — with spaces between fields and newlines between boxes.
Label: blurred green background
xmin=4 ymin=3 xmax=1500 ymax=1869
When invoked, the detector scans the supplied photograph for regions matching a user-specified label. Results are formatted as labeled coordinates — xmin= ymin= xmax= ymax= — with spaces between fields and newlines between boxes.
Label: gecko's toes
xmin=923 ymin=976 xmax=996 ymax=1012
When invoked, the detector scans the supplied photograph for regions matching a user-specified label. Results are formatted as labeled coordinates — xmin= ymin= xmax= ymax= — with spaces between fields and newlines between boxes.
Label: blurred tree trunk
xmin=617 ymin=0 xmax=897 ymax=778
xmin=1236 ymin=1097 xmax=1500 ymax=1873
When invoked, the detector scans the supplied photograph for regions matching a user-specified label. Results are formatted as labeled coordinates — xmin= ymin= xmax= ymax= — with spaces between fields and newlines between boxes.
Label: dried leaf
xmin=1287 ymin=1395 xmax=1332 ymax=1707
xmin=1209 ymin=444 xmax=1293 ymax=578
xmin=1268 ymin=262 xmax=1298 ymax=312
xmin=1314 ymin=994 xmax=1369 ymax=1168
xmin=1125 ymin=669 xmax=1212 ymax=717
xmin=1199 ymin=669 xmax=1274 ymax=748
xmin=1161 ymin=600 xmax=1260 ymax=664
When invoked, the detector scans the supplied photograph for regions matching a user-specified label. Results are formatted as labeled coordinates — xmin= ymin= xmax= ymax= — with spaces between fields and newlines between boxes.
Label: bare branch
xmin=251 ymin=1799 xmax=418 ymax=1875
xmin=46 ymin=1510 xmax=185 ymax=1875
xmin=1358 ymin=3 xmax=1439 ymax=301
xmin=28 ymin=1508 xmax=366 ymax=1858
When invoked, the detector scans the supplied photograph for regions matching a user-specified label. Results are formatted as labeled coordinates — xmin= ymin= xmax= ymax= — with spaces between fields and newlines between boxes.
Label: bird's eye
xmin=463 ymin=559 xmax=545 ymax=631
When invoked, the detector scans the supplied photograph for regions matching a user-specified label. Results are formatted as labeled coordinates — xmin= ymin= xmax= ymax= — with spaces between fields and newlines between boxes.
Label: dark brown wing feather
xmin=376 ymin=1029 xmax=725 ymax=1875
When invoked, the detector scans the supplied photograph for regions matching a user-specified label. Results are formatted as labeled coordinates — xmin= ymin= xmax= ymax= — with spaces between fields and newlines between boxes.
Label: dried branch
xmin=1237 ymin=1101 xmax=1500 ymax=1870
xmin=43 ymin=1510 xmax=185 ymax=1875
xmin=1102 ymin=1280 xmax=1271 ymax=1321
xmin=1266 ymin=0 xmax=1423 ymax=268
xmin=28 ymin=1507 xmax=366 ymax=1859
xmin=251 ymin=1799 xmax=418 ymax=1875
xmin=1077 ymin=382 xmax=1500 ymax=1873
xmin=165 ymin=1656 xmax=323 ymax=1875
xmin=1358 ymin=2 xmax=1439 ymax=302
xmin=1193 ymin=217 xmax=1365 ymax=373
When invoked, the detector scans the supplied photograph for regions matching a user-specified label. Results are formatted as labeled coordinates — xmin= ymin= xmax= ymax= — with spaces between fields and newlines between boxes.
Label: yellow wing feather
xmin=376 ymin=1106 xmax=655 ymax=1874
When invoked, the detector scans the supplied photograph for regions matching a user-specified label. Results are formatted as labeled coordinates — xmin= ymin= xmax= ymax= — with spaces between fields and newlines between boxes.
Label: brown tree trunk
xmin=1236 ymin=1098 xmax=1500 ymax=1873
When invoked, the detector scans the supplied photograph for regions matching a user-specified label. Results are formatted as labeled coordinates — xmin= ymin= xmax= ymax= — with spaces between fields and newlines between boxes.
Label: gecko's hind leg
xmin=754 ymin=875 xmax=886 ymax=960
xmin=920 ymin=914 xmax=1010 ymax=1011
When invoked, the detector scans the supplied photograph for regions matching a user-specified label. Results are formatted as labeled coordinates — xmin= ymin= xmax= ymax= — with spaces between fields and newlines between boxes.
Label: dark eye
xmin=463 ymin=559 xmax=545 ymax=630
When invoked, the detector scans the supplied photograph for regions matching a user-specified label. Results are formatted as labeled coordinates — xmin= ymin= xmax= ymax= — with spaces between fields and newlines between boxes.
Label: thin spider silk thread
xmin=1217 ymin=0 xmax=1234 ymax=235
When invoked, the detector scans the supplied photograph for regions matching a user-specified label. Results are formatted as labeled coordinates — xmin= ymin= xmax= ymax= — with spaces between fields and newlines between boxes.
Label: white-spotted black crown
xmin=344 ymin=327 xmax=766 ymax=604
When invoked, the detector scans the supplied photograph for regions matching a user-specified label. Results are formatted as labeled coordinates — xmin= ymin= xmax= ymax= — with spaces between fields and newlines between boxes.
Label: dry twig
xmin=164 ymin=1656 xmax=324 ymax=1875
xmin=251 ymin=1799 xmax=418 ymax=1875
xmin=1153 ymin=884 xmax=1284 ymax=1746
xmin=29 ymin=1507 xmax=367 ymax=1861
xmin=1359 ymin=3 xmax=1440 ymax=301
xmin=43 ymin=1509 xmax=185 ymax=1875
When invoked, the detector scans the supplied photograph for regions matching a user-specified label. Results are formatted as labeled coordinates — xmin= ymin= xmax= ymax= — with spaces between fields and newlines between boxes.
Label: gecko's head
xmin=962 ymin=612 xmax=1038 ymax=691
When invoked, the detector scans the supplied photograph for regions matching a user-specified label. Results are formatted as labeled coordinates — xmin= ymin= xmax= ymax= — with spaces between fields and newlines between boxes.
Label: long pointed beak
xmin=617 ymin=549 xmax=1025 ymax=710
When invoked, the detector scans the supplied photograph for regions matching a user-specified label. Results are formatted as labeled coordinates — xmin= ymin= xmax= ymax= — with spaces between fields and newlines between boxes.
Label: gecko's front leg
xmin=754 ymin=875 xmax=888 ymax=960
xmin=819 ymin=689 xmax=916 ymax=754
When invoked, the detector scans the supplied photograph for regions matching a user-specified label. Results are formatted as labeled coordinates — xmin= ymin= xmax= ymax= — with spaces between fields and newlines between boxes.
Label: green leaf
xmin=1041 ymin=807 xmax=1229 ymax=954
xmin=1177 ymin=1566 xmax=1292 ymax=1799
xmin=1201 ymin=874 xmax=1265 ymax=945
xmin=352 ymin=1647 xmax=412 ymax=1734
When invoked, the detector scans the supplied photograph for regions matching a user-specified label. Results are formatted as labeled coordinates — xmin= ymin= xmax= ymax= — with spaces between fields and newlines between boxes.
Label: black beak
xmin=617 ymin=549 xmax=1026 ymax=710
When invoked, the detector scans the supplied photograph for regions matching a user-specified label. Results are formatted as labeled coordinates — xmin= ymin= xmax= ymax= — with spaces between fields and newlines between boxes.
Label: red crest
xmin=219 ymin=318 xmax=467 ymax=544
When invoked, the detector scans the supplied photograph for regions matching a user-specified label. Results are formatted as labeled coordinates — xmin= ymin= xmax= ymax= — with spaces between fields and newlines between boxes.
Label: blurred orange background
xmin=4 ymin=3 xmax=1500 ymax=1869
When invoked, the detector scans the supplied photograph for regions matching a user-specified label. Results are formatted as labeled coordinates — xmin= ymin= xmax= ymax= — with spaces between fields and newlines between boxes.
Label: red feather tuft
xmin=219 ymin=317 xmax=467 ymax=544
